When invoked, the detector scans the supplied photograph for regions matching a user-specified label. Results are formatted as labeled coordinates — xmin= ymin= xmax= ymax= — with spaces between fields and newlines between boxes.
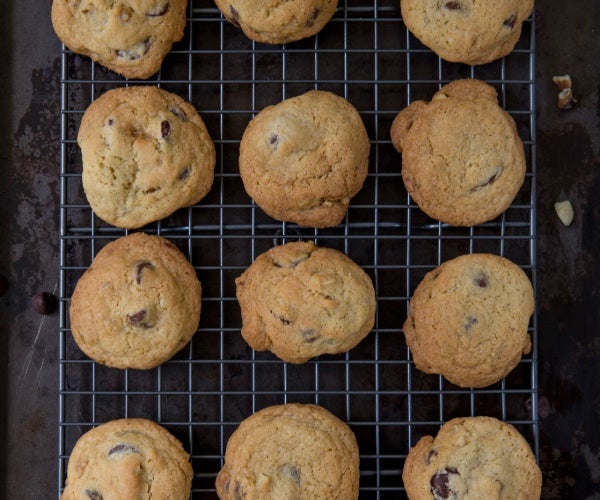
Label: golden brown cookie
xmin=403 ymin=253 xmax=534 ymax=388
xmin=401 ymin=0 xmax=534 ymax=65
xmin=51 ymin=0 xmax=188 ymax=79
xmin=239 ymin=90 xmax=370 ymax=228
xmin=61 ymin=418 xmax=193 ymax=500
xmin=403 ymin=416 xmax=542 ymax=499
xmin=236 ymin=241 xmax=376 ymax=363
xmin=78 ymin=86 xmax=215 ymax=229
xmin=215 ymin=0 xmax=338 ymax=44
xmin=69 ymin=233 xmax=201 ymax=369
xmin=391 ymin=79 xmax=526 ymax=227
xmin=216 ymin=403 xmax=359 ymax=499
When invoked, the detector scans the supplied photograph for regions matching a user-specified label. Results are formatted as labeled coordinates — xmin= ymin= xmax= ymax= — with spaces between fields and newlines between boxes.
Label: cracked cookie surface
xmin=61 ymin=418 xmax=193 ymax=500
xmin=51 ymin=0 xmax=188 ymax=79
xmin=236 ymin=241 xmax=376 ymax=363
xmin=215 ymin=403 xmax=359 ymax=499
xmin=78 ymin=86 xmax=215 ymax=229
xmin=214 ymin=0 xmax=338 ymax=44
xmin=69 ymin=232 xmax=201 ymax=369
xmin=402 ymin=416 xmax=541 ymax=499
xmin=239 ymin=90 xmax=370 ymax=228
xmin=391 ymin=79 xmax=526 ymax=227
xmin=401 ymin=0 xmax=534 ymax=65
xmin=403 ymin=253 xmax=534 ymax=388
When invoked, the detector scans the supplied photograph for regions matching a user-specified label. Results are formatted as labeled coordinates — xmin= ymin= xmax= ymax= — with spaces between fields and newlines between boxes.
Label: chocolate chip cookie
xmin=69 ymin=232 xmax=201 ymax=369
xmin=51 ymin=0 xmax=188 ymax=79
xmin=391 ymin=79 xmax=526 ymax=227
xmin=403 ymin=253 xmax=534 ymax=388
xmin=216 ymin=403 xmax=360 ymax=499
xmin=61 ymin=418 xmax=193 ymax=500
xmin=401 ymin=0 xmax=534 ymax=65
xmin=78 ymin=86 xmax=215 ymax=229
xmin=403 ymin=416 xmax=542 ymax=499
xmin=236 ymin=241 xmax=376 ymax=364
xmin=239 ymin=90 xmax=370 ymax=228
xmin=215 ymin=0 xmax=338 ymax=44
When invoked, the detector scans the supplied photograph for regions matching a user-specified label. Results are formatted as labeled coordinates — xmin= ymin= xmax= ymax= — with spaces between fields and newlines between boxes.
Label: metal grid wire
xmin=58 ymin=0 xmax=537 ymax=497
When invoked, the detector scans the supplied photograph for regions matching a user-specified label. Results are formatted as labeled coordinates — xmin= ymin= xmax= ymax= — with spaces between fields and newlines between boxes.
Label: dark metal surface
xmin=1 ymin=0 xmax=599 ymax=499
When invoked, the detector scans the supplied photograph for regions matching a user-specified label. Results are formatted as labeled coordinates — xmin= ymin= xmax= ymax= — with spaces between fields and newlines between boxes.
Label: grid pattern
xmin=58 ymin=1 xmax=538 ymax=498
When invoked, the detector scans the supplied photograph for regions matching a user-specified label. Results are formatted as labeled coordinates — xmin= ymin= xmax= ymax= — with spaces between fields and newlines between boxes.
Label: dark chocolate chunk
xmin=127 ymin=309 xmax=151 ymax=328
xmin=135 ymin=261 xmax=155 ymax=284
xmin=305 ymin=7 xmax=320 ymax=27
xmin=107 ymin=118 xmax=114 ymax=126
xmin=108 ymin=443 xmax=139 ymax=456
xmin=147 ymin=2 xmax=169 ymax=16
xmin=85 ymin=490 xmax=103 ymax=500
xmin=0 ymin=274 xmax=8 ymax=297
xmin=300 ymin=328 xmax=318 ymax=343
xmin=229 ymin=6 xmax=241 ymax=27
xmin=425 ymin=448 xmax=438 ymax=465
xmin=116 ymin=38 xmax=151 ymax=60
xmin=444 ymin=1 xmax=462 ymax=10
xmin=472 ymin=166 xmax=502 ymax=191
xmin=161 ymin=120 xmax=171 ymax=139
xmin=280 ymin=463 xmax=301 ymax=483
xmin=430 ymin=468 xmax=458 ymax=499
xmin=473 ymin=272 xmax=488 ymax=288
xmin=33 ymin=292 xmax=57 ymax=315
xmin=177 ymin=167 xmax=191 ymax=181
xmin=463 ymin=316 xmax=478 ymax=331
xmin=170 ymin=105 xmax=187 ymax=121
xmin=503 ymin=14 xmax=516 ymax=29
xmin=269 ymin=133 xmax=279 ymax=149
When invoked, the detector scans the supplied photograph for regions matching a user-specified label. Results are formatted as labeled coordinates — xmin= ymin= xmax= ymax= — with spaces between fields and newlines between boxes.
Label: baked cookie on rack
xmin=61 ymin=418 xmax=193 ymax=500
xmin=236 ymin=241 xmax=376 ymax=363
xmin=391 ymin=79 xmax=526 ymax=227
xmin=51 ymin=0 xmax=188 ymax=79
xmin=239 ymin=90 xmax=370 ymax=228
xmin=403 ymin=416 xmax=542 ymax=499
xmin=403 ymin=253 xmax=534 ymax=388
xmin=69 ymin=232 xmax=201 ymax=369
xmin=215 ymin=0 xmax=338 ymax=44
xmin=78 ymin=86 xmax=215 ymax=229
xmin=216 ymin=403 xmax=360 ymax=499
xmin=401 ymin=0 xmax=534 ymax=65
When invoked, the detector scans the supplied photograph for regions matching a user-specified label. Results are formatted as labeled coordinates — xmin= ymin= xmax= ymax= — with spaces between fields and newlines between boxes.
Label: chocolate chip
xmin=473 ymin=273 xmax=488 ymax=288
xmin=269 ymin=133 xmax=279 ymax=149
xmin=146 ymin=2 xmax=169 ymax=16
xmin=229 ymin=5 xmax=241 ymax=27
xmin=33 ymin=292 xmax=57 ymax=315
xmin=444 ymin=1 xmax=462 ymax=10
xmin=116 ymin=38 xmax=151 ymax=61
xmin=107 ymin=118 xmax=114 ymax=126
xmin=0 ymin=274 xmax=8 ymax=297
xmin=473 ymin=167 xmax=502 ymax=190
xmin=463 ymin=316 xmax=478 ymax=331
xmin=170 ymin=105 xmax=187 ymax=121
xmin=161 ymin=120 xmax=171 ymax=139
xmin=177 ymin=167 xmax=190 ymax=181
xmin=127 ymin=309 xmax=151 ymax=328
xmin=503 ymin=14 xmax=516 ymax=29
xmin=300 ymin=328 xmax=318 ymax=343
xmin=430 ymin=468 xmax=458 ymax=499
xmin=85 ymin=490 xmax=103 ymax=500
xmin=280 ymin=463 xmax=301 ymax=483
xmin=305 ymin=7 xmax=320 ymax=27
xmin=135 ymin=261 xmax=155 ymax=284
xmin=108 ymin=443 xmax=139 ymax=456
xmin=425 ymin=448 xmax=438 ymax=465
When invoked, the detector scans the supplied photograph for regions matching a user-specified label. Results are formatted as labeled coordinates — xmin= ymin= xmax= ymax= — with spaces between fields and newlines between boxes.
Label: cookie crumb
xmin=554 ymin=200 xmax=574 ymax=226
xmin=552 ymin=75 xmax=577 ymax=109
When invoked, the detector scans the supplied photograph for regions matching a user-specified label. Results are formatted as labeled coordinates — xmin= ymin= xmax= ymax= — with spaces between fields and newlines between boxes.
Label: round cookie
xmin=401 ymin=0 xmax=534 ymax=65
xmin=51 ymin=0 xmax=188 ymax=79
xmin=236 ymin=241 xmax=376 ymax=364
xmin=402 ymin=416 xmax=542 ymax=499
xmin=403 ymin=253 xmax=534 ymax=388
xmin=239 ymin=90 xmax=370 ymax=228
xmin=69 ymin=232 xmax=201 ymax=369
xmin=78 ymin=86 xmax=215 ymax=229
xmin=61 ymin=418 xmax=193 ymax=500
xmin=391 ymin=79 xmax=526 ymax=227
xmin=215 ymin=0 xmax=338 ymax=44
xmin=215 ymin=403 xmax=360 ymax=499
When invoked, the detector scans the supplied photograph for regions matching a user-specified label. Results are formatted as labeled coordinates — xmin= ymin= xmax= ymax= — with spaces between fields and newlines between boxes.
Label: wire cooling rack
xmin=58 ymin=1 xmax=537 ymax=497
